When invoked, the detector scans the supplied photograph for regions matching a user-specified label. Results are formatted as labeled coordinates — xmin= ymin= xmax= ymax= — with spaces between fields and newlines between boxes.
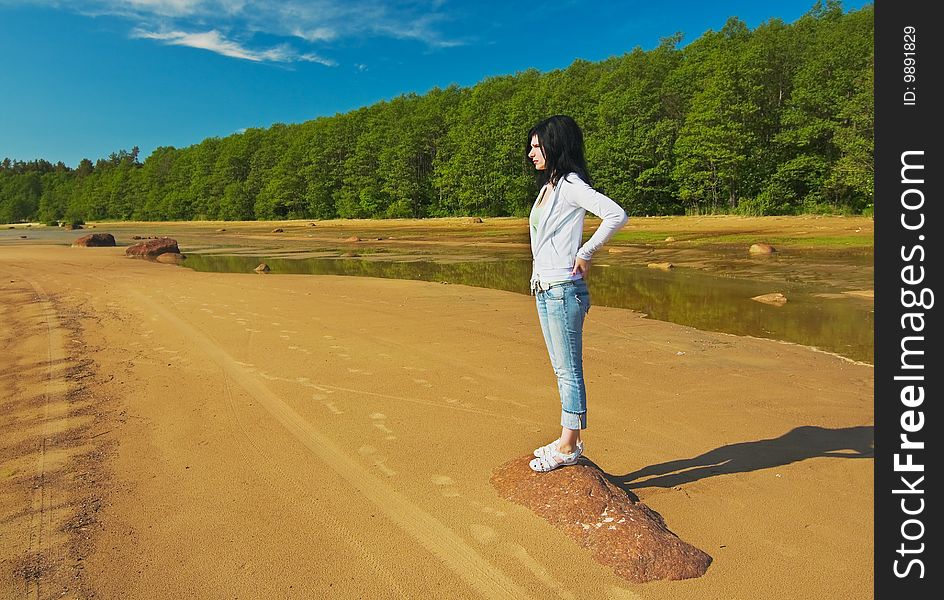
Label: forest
xmin=0 ymin=2 xmax=873 ymax=223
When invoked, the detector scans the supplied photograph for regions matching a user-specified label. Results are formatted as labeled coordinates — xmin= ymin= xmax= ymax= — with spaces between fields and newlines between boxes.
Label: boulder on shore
xmin=752 ymin=292 xmax=787 ymax=306
xmin=749 ymin=243 xmax=776 ymax=255
xmin=125 ymin=237 xmax=179 ymax=258
xmin=72 ymin=233 xmax=116 ymax=247
xmin=491 ymin=456 xmax=712 ymax=582
xmin=254 ymin=263 xmax=270 ymax=273
xmin=647 ymin=262 xmax=675 ymax=271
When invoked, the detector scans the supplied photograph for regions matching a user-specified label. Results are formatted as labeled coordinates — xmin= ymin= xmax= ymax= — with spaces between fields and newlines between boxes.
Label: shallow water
xmin=181 ymin=252 xmax=874 ymax=363
xmin=1 ymin=224 xmax=874 ymax=363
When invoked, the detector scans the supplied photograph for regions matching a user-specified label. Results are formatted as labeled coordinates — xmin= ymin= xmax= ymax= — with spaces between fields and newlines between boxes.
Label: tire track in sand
xmin=130 ymin=290 xmax=530 ymax=600
xmin=22 ymin=277 xmax=65 ymax=600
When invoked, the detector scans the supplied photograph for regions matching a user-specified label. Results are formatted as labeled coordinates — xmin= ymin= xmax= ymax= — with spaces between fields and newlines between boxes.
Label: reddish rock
xmin=155 ymin=252 xmax=185 ymax=264
xmin=491 ymin=456 xmax=711 ymax=582
xmin=749 ymin=243 xmax=776 ymax=255
xmin=125 ymin=237 xmax=179 ymax=258
xmin=344 ymin=236 xmax=361 ymax=242
xmin=72 ymin=233 xmax=116 ymax=247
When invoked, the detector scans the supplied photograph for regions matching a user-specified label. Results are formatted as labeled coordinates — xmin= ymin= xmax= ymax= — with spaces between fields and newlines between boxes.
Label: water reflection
xmin=182 ymin=253 xmax=873 ymax=363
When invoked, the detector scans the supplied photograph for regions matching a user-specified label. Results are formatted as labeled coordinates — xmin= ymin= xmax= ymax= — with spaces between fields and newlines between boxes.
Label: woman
xmin=526 ymin=115 xmax=628 ymax=473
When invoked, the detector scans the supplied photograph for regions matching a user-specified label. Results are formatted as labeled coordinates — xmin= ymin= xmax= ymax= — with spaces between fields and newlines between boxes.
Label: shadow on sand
xmin=602 ymin=425 xmax=873 ymax=493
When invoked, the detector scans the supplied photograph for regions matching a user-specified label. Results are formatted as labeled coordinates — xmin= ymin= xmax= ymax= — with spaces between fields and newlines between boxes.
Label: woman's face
xmin=528 ymin=134 xmax=546 ymax=171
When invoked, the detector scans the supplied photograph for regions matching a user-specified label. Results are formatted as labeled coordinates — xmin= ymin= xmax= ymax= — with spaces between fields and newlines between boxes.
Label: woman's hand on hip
xmin=572 ymin=257 xmax=591 ymax=278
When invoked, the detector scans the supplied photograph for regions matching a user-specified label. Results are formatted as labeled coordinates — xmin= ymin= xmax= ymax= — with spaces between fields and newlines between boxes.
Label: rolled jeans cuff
xmin=561 ymin=409 xmax=587 ymax=430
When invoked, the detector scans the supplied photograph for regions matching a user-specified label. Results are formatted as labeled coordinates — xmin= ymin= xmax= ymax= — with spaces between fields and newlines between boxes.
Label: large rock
xmin=752 ymin=292 xmax=787 ymax=306
xmin=72 ymin=233 xmax=116 ymax=247
xmin=749 ymin=243 xmax=776 ymax=255
xmin=491 ymin=456 xmax=711 ymax=582
xmin=125 ymin=237 xmax=179 ymax=258
xmin=647 ymin=262 xmax=674 ymax=271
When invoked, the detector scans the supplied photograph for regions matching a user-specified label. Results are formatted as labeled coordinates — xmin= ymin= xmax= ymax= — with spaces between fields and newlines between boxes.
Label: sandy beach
xmin=1 ymin=242 xmax=873 ymax=599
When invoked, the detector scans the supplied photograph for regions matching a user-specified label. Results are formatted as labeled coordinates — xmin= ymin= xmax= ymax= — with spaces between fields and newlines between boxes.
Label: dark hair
xmin=526 ymin=115 xmax=592 ymax=187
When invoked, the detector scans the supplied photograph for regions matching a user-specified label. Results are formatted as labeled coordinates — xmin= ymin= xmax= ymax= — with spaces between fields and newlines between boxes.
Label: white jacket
xmin=529 ymin=173 xmax=628 ymax=286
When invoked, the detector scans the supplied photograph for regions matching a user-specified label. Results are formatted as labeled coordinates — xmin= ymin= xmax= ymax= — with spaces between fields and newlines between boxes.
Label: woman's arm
xmin=563 ymin=175 xmax=629 ymax=261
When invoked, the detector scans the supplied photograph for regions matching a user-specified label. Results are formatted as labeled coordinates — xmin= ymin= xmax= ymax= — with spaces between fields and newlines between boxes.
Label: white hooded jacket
xmin=529 ymin=173 xmax=628 ymax=288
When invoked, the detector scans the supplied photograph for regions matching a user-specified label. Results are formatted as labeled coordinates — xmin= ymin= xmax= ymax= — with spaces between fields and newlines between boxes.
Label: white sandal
xmin=529 ymin=444 xmax=583 ymax=472
xmin=533 ymin=439 xmax=583 ymax=459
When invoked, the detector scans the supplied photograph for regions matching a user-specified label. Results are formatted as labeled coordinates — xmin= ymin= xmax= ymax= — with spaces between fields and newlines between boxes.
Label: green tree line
xmin=0 ymin=2 xmax=873 ymax=223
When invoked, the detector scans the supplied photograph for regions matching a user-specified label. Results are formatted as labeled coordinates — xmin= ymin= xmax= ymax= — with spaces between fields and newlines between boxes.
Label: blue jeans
xmin=535 ymin=279 xmax=591 ymax=430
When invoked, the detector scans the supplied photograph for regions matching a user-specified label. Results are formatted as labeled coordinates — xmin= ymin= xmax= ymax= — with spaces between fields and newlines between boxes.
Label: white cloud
xmin=133 ymin=27 xmax=337 ymax=64
xmin=291 ymin=26 xmax=337 ymax=43
xmin=12 ymin=1 xmax=465 ymax=64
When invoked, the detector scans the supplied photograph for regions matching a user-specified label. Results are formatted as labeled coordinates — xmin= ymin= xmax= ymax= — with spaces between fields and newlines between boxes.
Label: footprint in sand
xmin=358 ymin=445 xmax=376 ymax=456
xmin=322 ymin=401 xmax=343 ymax=414
xmin=358 ymin=445 xmax=396 ymax=476
xmin=413 ymin=379 xmax=433 ymax=388
xmin=460 ymin=375 xmax=477 ymax=384
xmin=432 ymin=475 xmax=461 ymax=498
xmin=370 ymin=413 xmax=396 ymax=439
xmin=402 ymin=366 xmax=427 ymax=372
xmin=469 ymin=499 xmax=506 ymax=518
xmin=347 ymin=368 xmax=371 ymax=376
xmin=469 ymin=524 xmax=497 ymax=546
xmin=244 ymin=328 xmax=261 ymax=333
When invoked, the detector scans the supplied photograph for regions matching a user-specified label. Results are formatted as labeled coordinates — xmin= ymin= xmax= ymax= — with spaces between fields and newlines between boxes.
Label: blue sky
xmin=0 ymin=1 xmax=870 ymax=167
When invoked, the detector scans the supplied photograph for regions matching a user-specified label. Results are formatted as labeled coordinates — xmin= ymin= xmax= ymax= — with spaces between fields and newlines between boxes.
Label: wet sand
xmin=1 ymin=244 xmax=873 ymax=599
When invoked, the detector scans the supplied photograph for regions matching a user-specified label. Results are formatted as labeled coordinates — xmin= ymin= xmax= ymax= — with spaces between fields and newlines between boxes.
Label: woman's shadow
xmin=605 ymin=425 xmax=873 ymax=493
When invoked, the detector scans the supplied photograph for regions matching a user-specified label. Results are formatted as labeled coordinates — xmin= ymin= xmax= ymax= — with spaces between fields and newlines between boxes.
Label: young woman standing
xmin=526 ymin=115 xmax=628 ymax=472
